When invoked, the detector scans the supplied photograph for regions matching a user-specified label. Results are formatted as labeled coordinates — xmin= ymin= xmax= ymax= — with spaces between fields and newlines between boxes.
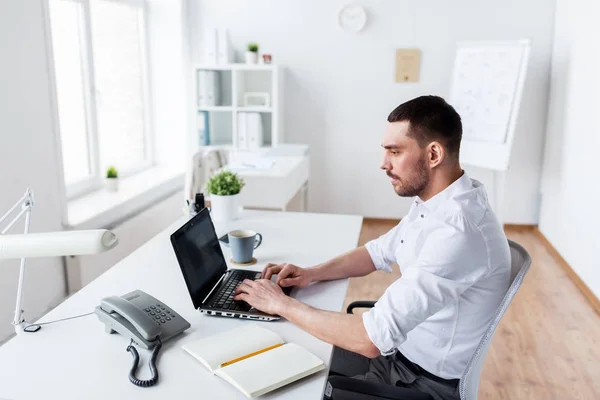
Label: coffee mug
xmin=227 ymin=229 xmax=262 ymax=264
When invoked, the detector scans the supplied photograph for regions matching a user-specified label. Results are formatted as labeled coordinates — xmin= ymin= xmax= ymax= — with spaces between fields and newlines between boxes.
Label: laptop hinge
xmin=202 ymin=270 xmax=230 ymax=304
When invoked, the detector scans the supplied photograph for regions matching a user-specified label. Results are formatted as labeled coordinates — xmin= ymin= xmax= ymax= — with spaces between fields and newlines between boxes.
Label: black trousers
xmin=328 ymin=347 xmax=460 ymax=400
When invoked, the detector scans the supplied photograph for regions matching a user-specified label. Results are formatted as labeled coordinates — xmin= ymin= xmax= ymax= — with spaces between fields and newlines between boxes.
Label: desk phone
xmin=94 ymin=290 xmax=190 ymax=387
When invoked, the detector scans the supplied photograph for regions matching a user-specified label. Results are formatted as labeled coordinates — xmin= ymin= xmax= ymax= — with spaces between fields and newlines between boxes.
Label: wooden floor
xmin=344 ymin=220 xmax=600 ymax=399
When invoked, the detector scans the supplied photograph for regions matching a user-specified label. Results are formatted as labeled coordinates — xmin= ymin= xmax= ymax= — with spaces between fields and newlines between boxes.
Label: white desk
xmin=0 ymin=210 xmax=362 ymax=400
xmin=231 ymin=156 xmax=309 ymax=212
xmin=224 ymin=145 xmax=310 ymax=212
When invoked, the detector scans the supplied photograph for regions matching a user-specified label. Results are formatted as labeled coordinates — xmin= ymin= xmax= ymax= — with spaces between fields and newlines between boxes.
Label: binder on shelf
xmin=197 ymin=111 xmax=210 ymax=146
xmin=198 ymin=70 xmax=220 ymax=107
xmin=237 ymin=112 xmax=248 ymax=149
xmin=246 ymin=113 xmax=264 ymax=150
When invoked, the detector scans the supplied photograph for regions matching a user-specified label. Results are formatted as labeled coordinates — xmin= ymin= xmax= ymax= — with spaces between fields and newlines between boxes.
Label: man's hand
xmin=234 ymin=279 xmax=290 ymax=315
xmin=261 ymin=263 xmax=314 ymax=288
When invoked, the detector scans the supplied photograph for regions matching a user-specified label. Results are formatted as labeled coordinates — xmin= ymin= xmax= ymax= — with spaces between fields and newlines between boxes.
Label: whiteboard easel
xmin=449 ymin=40 xmax=531 ymax=223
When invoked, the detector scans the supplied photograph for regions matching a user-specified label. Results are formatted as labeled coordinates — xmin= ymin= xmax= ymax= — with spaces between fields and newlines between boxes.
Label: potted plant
xmin=206 ymin=170 xmax=245 ymax=222
xmin=105 ymin=166 xmax=119 ymax=192
xmin=246 ymin=43 xmax=259 ymax=64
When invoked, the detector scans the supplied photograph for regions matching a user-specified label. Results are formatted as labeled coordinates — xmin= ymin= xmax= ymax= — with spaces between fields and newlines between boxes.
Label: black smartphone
xmin=218 ymin=233 xmax=229 ymax=244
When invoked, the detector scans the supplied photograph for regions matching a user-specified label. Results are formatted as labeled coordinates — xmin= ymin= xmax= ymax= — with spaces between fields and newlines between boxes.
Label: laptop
xmin=170 ymin=208 xmax=292 ymax=321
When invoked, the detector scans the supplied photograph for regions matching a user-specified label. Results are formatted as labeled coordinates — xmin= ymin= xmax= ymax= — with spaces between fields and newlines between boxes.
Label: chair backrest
xmin=184 ymin=147 xmax=229 ymax=202
xmin=458 ymin=240 xmax=532 ymax=400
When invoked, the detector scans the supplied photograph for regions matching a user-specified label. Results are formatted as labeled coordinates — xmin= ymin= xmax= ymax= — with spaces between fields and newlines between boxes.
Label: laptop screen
xmin=170 ymin=208 xmax=228 ymax=309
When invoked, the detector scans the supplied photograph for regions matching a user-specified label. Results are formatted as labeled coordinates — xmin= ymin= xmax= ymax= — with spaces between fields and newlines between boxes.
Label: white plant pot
xmin=245 ymin=51 xmax=258 ymax=64
xmin=210 ymin=193 xmax=239 ymax=222
xmin=105 ymin=178 xmax=119 ymax=192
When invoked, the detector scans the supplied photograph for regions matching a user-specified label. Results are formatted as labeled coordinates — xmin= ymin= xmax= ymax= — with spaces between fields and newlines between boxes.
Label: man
xmin=234 ymin=95 xmax=511 ymax=400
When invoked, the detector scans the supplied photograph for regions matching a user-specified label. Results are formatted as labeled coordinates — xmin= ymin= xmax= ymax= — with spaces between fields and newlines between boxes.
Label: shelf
xmin=193 ymin=64 xmax=282 ymax=150
xmin=198 ymin=106 xmax=233 ymax=112
xmin=237 ymin=107 xmax=272 ymax=113
xmin=195 ymin=63 xmax=277 ymax=72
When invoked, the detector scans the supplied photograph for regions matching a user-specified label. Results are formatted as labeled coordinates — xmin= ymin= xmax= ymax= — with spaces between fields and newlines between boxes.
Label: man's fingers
xmin=233 ymin=293 xmax=249 ymax=302
xmin=262 ymin=264 xmax=282 ymax=280
xmin=235 ymin=281 xmax=253 ymax=294
xmin=261 ymin=263 xmax=274 ymax=279
xmin=280 ymin=277 xmax=300 ymax=287
xmin=275 ymin=265 xmax=295 ymax=285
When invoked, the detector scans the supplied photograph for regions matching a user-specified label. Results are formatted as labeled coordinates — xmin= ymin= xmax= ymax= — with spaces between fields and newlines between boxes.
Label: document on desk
xmin=226 ymin=159 xmax=275 ymax=171
xmin=183 ymin=324 xmax=325 ymax=398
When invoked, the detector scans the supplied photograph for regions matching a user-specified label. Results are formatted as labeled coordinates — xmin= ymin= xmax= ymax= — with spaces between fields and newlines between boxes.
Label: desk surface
xmin=0 ymin=210 xmax=363 ymax=400
xmin=225 ymin=155 xmax=310 ymax=210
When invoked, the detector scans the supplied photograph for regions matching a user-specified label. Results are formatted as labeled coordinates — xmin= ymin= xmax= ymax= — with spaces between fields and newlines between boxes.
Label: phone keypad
xmin=144 ymin=303 xmax=178 ymax=326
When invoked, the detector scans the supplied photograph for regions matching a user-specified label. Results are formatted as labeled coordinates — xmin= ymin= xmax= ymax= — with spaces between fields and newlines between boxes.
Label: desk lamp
xmin=0 ymin=188 xmax=118 ymax=334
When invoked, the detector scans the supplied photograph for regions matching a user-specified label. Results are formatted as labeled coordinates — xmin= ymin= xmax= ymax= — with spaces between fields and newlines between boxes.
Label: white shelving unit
xmin=193 ymin=63 xmax=283 ymax=150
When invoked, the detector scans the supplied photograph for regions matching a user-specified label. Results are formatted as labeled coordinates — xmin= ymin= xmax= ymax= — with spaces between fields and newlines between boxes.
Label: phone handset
xmin=100 ymin=296 xmax=161 ymax=342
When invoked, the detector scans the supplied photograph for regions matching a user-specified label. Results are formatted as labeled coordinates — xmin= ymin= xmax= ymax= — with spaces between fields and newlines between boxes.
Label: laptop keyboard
xmin=209 ymin=270 xmax=260 ymax=311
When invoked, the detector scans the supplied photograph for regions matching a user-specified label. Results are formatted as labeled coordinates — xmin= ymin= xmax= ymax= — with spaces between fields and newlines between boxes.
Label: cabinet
xmin=193 ymin=64 xmax=283 ymax=151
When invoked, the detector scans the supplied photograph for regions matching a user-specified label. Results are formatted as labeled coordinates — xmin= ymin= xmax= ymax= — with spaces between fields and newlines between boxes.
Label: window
xmin=48 ymin=0 xmax=152 ymax=198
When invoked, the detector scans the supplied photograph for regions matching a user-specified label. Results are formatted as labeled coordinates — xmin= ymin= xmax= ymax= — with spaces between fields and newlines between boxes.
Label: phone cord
xmin=126 ymin=337 xmax=162 ymax=387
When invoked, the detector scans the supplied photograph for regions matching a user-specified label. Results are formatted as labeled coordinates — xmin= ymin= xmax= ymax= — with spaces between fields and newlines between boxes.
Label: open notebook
xmin=182 ymin=324 xmax=325 ymax=398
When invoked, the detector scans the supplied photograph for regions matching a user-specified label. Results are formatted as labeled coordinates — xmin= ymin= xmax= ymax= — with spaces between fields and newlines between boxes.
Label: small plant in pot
xmin=105 ymin=166 xmax=119 ymax=192
xmin=246 ymin=42 xmax=259 ymax=64
xmin=206 ymin=170 xmax=245 ymax=222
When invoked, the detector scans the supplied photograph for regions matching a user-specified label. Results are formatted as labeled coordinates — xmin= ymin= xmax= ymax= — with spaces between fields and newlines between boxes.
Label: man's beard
xmin=387 ymin=158 xmax=429 ymax=197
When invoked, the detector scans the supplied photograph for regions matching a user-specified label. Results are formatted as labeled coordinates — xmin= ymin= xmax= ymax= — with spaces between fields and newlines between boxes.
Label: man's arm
xmin=310 ymin=246 xmax=376 ymax=281
xmin=234 ymin=279 xmax=380 ymax=358
xmin=261 ymin=246 xmax=377 ymax=288
xmin=280 ymin=297 xmax=380 ymax=358
xmin=264 ymin=220 xmax=403 ymax=287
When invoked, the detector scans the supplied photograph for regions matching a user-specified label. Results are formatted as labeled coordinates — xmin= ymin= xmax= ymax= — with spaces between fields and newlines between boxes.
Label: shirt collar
xmin=415 ymin=171 xmax=472 ymax=216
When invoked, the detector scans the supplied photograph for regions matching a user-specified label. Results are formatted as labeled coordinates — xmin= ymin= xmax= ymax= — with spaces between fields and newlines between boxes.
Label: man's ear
xmin=428 ymin=142 xmax=445 ymax=168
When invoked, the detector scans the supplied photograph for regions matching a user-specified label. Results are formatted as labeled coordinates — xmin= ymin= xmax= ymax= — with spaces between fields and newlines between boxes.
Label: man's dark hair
xmin=387 ymin=95 xmax=462 ymax=157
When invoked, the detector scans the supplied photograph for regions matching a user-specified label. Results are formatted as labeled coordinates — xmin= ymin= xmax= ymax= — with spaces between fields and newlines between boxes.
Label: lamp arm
xmin=0 ymin=189 xmax=31 ymax=226
xmin=0 ymin=188 xmax=33 ymax=235
xmin=0 ymin=189 xmax=34 ymax=334
xmin=12 ymin=205 xmax=32 ymax=331
xmin=1 ymin=204 xmax=30 ymax=236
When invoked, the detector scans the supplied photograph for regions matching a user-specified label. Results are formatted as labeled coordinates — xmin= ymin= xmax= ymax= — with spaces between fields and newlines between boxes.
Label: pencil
xmin=220 ymin=343 xmax=284 ymax=368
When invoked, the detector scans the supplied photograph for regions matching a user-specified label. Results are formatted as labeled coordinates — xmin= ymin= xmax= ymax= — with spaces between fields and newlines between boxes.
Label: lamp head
xmin=0 ymin=230 xmax=118 ymax=259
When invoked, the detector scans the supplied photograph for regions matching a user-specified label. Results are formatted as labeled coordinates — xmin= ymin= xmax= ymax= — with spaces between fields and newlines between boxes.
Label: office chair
xmin=184 ymin=147 xmax=229 ymax=203
xmin=327 ymin=239 xmax=532 ymax=400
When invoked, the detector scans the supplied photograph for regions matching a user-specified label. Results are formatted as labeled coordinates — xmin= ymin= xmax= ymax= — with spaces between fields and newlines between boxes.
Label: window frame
xmin=47 ymin=0 xmax=154 ymax=200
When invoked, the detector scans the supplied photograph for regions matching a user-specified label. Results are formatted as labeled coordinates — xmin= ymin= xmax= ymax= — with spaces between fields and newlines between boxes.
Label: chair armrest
xmin=346 ymin=301 xmax=376 ymax=314
xmin=325 ymin=375 xmax=434 ymax=400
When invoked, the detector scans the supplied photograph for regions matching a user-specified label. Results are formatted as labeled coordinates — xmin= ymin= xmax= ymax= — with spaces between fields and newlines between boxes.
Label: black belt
xmin=395 ymin=351 xmax=460 ymax=388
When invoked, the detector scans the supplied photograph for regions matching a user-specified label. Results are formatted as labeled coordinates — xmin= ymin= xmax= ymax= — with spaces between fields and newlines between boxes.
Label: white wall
xmin=191 ymin=0 xmax=556 ymax=222
xmin=539 ymin=0 xmax=600 ymax=298
xmin=0 ymin=0 xmax=67 ymax=342
xmin=147 ymin=0 xmax=189 ymax=169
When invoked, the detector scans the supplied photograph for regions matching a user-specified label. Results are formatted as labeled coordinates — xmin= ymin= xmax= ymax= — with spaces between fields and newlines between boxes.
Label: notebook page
xmin=182 ymin=324 xmax=284 ymax=372
xmin=216 ymin=343 xmax=325 ymax=398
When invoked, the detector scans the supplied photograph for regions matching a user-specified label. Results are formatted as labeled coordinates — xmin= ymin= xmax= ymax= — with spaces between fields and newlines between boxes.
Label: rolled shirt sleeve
xmin=362 ymin=215 xmax=490 ymax=355
xmin=364 ymin=222 xmax=403 ymax=273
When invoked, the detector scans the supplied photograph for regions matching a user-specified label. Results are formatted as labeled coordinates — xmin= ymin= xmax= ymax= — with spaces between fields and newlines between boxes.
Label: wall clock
xmin=338 ymin=4 xmax=367 ymax=33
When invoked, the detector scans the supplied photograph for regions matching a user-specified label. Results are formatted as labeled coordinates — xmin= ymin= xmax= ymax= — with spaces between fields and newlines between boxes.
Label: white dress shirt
xmin=363 ymin=172 xmax=510 ymax=379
